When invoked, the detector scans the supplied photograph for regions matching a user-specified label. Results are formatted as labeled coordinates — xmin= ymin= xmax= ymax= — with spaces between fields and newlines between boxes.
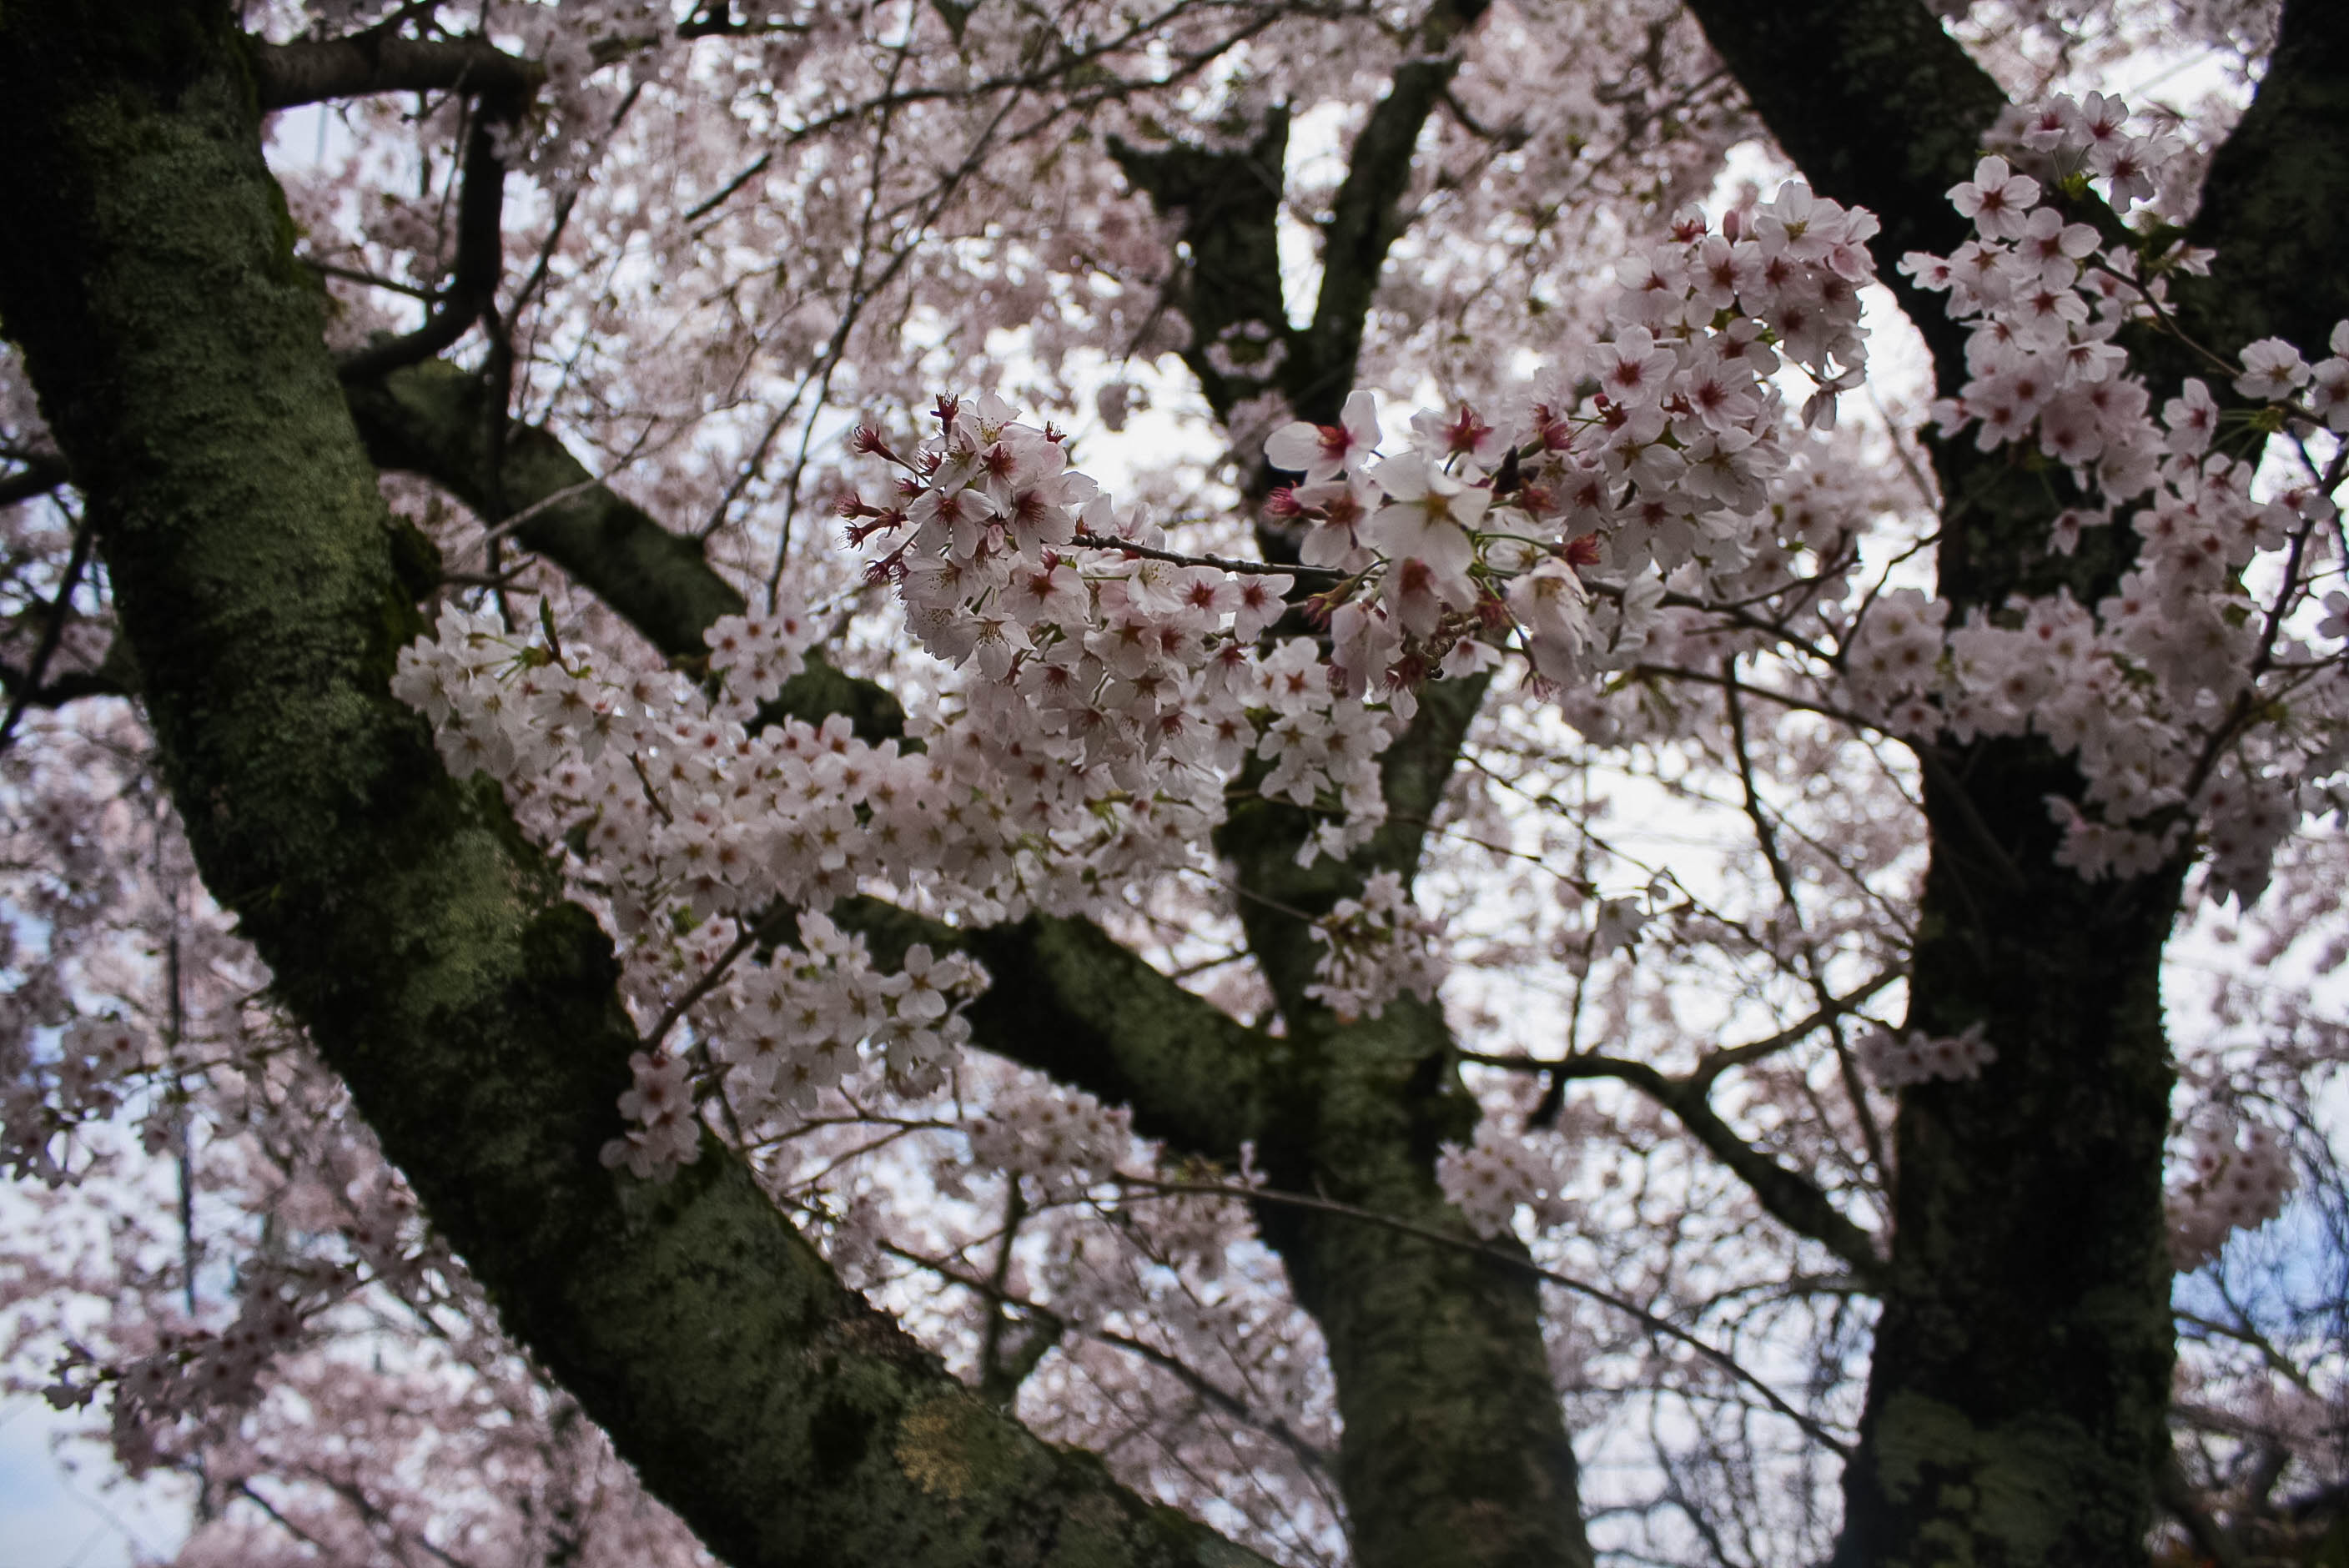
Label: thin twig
xmin=0 ymin=516 xmax=94 ymax=753
xmin=1071 ymin=529 xmax=1339 ymax=579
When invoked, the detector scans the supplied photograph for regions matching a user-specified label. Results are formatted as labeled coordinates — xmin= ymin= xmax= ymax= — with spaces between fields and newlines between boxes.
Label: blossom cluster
xmin=394 ymin=509 xmax=1388 ymax=1174
xmin=390 ymin=591 xmax=1057 ymax=927
xmin=1304 ymin=869 xmax=1452 ymax=1021
xmin=845 ymin=394 xmax=1395 ymax=867
xmin=1855 ymin=1022 xmax=1997 ymax=1089
xmin=396 ymin=359 xmax=1496 ymax=1176
xmin=2165 ymin=1111 xmax=2294 ymax=1269
xmin=598 ymin=904 xmax=988 ymax=1178
xmin=498 ymin=0 xmax=677 ymax=192
xmin=1436 ymin=1124 xmax=1579 ymax=1240
xmin=1260 ymin=180 xmax=1878 ymax=702
xmin=391 ymin=183 xmax=1890 ymax=1188
xmin=1 ymin=1013 xmax=150 ymax=1183
xmin=1874 ymin=95 xmax=2349 ymax=900
xmin=965 ymin=1083 xmax=1134 ymax=1192
xmin=46 ymin=1268 xmax=313 ymax=1474
xmin=394 ymin=606 xmax=1017 ymax=1171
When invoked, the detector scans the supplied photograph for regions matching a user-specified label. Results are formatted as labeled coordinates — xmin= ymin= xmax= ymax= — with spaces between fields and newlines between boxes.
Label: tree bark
xmin=1216 ymin=677 xmax=1596 ymax=1568
xmin=2180 ymin=0 xmax=2349 ymax=368
xmin=1677 ymin=3 xmax=2183 ymax=1559
xmin=1117 ymin=45 xmax=1596 ymax=1554
xmin=1840 ymin=737 xmax=2184 ymax=1568
xmin=1677 ymin=2 xmax=2349 ymax=1562
xmin=0 ymin=7 xmax=1265 ymax=1565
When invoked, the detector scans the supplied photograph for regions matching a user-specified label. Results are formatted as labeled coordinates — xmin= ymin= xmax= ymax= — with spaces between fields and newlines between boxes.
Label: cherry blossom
xmin=1265 ymin=391 xmax=1384 ymax=486
xmin=3 ymin=5 xmax=2344 ymax=1561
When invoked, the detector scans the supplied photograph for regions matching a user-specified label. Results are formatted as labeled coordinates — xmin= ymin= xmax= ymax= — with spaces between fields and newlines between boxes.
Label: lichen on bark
xmin=0 ymin=6 xmax=1264 ymax=1565
xmin=1675 ymin=3 xmax=2349 ymax=1564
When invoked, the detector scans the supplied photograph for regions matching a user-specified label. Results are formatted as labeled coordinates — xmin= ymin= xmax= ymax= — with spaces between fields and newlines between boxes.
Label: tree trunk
xmin=1680 ymin=3 xmax=2178 ymax=1561
xmin=1833 ymin=743 xmax=2184 ymax=1567
xmin=0 ymin=6 xmax=1264 ymax=1565
xmin=1218 ymin=676 xmax=1596 ymax=1568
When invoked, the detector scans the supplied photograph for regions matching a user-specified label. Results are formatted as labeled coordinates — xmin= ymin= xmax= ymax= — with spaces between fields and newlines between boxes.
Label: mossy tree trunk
xmin=0 ymin=6 xmax=1269 ymax=1565
xmin=1682 ymin=1 xmax=2349 ymax=1562
xmin=1216 ymin=676 xmax=1595 ymax=1568
xmin=1113 ymin=33 xmax=1597 ymax=1555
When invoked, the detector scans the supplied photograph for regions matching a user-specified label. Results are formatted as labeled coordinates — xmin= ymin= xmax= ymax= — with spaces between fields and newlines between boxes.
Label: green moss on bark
xmin=1209 ymin=676 xmax=1592 ymax=1568
xmin=0 ymin=8 xmax=1263 ymax=1565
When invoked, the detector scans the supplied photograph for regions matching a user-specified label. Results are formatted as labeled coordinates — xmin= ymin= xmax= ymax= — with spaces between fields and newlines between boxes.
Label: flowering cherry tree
xmin=1 ymin=2 xmax=2345 ymax=1567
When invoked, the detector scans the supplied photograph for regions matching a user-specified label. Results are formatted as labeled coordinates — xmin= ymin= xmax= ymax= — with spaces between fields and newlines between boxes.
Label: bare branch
xmin=1302 ymin=0 xmax=1491 ymax=419
xmin=336 ymin=92 xmax=521 ymax=384
xmin=1544 ymin=1049 xmax=1887 ymax=1286
xmin=253 ymin=35 xmax=545 ymax=109
xmin=0 ymin=451 xmax=69 ymax=507
xmin=0 ymin=515 xmax=93 ymax=753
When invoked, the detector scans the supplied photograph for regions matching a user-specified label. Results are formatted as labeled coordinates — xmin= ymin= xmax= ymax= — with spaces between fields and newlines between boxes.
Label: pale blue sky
xmin=0 ymin=1397 xmax=185 ymax=1568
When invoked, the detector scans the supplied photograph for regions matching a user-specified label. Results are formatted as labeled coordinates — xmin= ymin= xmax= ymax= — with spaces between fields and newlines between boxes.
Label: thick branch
xmin=252 ymin=34 xmax=545 ymax=109
xmin=1301 ymin=0 xmax=1491 ymax=420
xmin=344 ymin=360 xmax=748 ymax=659
xmin=1547 ymin=1053 xmax=1884 ymax=1283
xmin=344 ymin=358 xmax=903 ymax=738
xmin=1108 ymin=111 xmax=1295 ymax=424
xmin=0 ymin=451 xmax=69 ymax=506
xmin=334 ymin=90 xmax=517 ymax=384
xmin=2180 ymin=0 xmax=2349 ymax=362
xmin=1111 ymin=0 xmax=1489 ymax=485
xmin=1112 ymin=48 xmax=1593 ymax=1545
xmin=0 ymin=12 xmax=1263 ymax=1565
xmin=1677 ymin=0 xmax=2008 ymax=381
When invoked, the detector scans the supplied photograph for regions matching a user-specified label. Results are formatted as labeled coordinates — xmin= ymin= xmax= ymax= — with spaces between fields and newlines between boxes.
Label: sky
xmin=0 ymin=1395 xmax=188 ymax=1568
